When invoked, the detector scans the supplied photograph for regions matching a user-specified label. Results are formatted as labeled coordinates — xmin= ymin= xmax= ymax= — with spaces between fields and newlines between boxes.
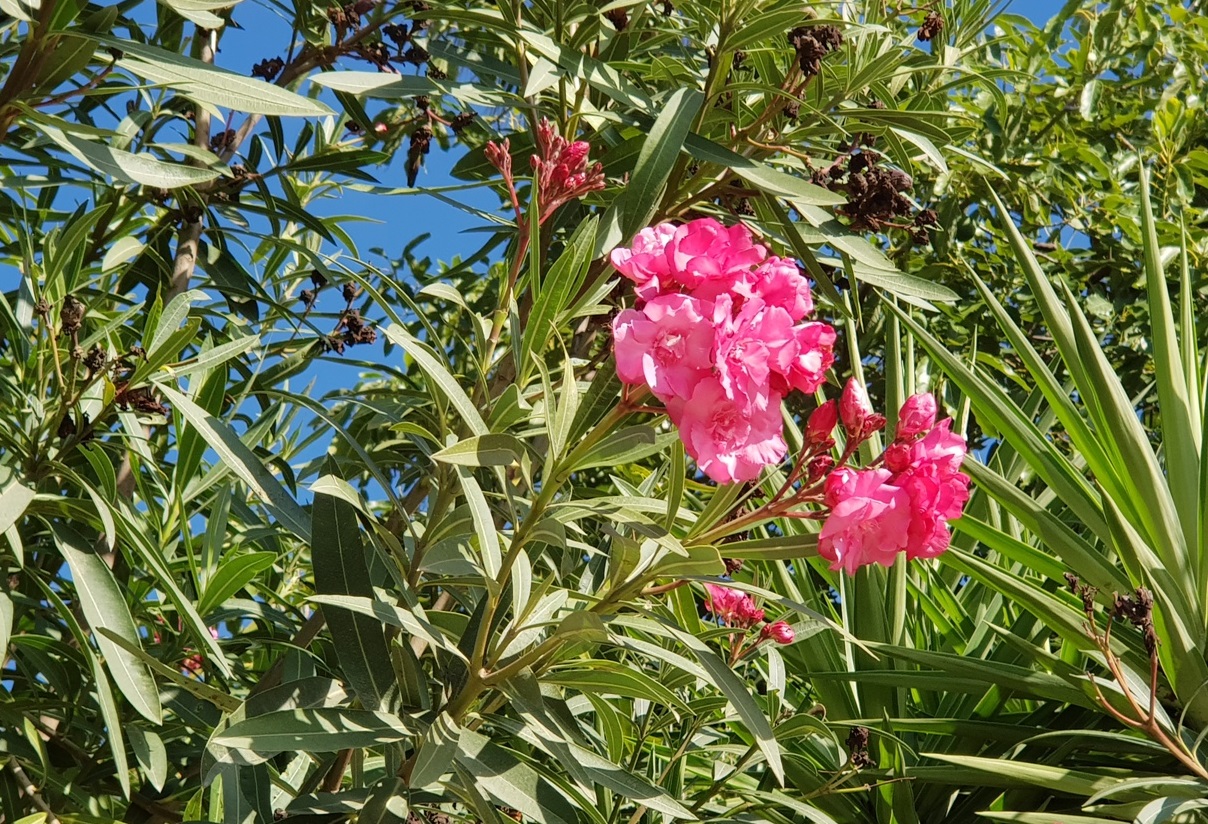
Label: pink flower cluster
xmin=484 ymin=119 xmax=605 ymax=224
xmin=531 ymin=119 xmax=605 ymax=213
xmin=817 ymin=386 xmax=970 ymax=574
xmin=704 ymin=584 xmax=794 ymax=645
xmin=611 ymin=218 xmax=836 ymax=484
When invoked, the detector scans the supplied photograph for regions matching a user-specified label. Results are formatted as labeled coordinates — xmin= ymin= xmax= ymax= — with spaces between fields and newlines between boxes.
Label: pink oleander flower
xmin=775 ymin=321 xmax=836 ymax=396
xmin=664 ymin=217 xmax=766 ymax=295
xmin=839 ymin=378 xmax=873 ymax=437
xmin=734 ymin=256 xmax=814 ymax=321
xmin=713 ymin=296 xmax=795 ymax=411
xmin=668 ymin=377 xmax=787 ymax=484
xmin=895 ymin=418 xmax=970 ymax=559
xmin=612 ymin=294 xmax=714 ymax=400
xmin=896 ymin=393 xmax=937 ymax=440
xmin=760 ymin=621 xmax=795 ymax=645
xmin=705 ymin=583 xmax=765 ymax=628
xmin=610 ymin=223 xmax=677 ymax=294
xmin=806 ymin=400 xmax=839 ymax=446
xmin=909 ymin=418 xmax=967 ymax=478
xmin=818 ymin=467 xmax=912 ymax=574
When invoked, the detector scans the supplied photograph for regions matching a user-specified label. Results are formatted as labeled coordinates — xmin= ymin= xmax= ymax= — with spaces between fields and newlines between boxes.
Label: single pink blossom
xmin=805 ymin=400 xmax=839 ymax=446
xmin=775 ymin=321 xmax=836 ymax=395
xmin=713 ymin=296 xmax=795 ymax=411
xmin=898 ymin=469 xmax=968 ymax=560
xmin=818 ymin=467 xmax=912 ymax=574
xmin=839 ymin=378 xmax=873 ymax=437
xmin=896 ymin=393 xmax=937 ymax=440
xmin=612 ymin=295 xmax=714 ymax=400
xmin=704 ymin=583 xmax=765 ymax=628
xmin=734 ymin=256 xmax=814 ymax=321
xmin=668 ymin=377 xmax=787 ymax=484
xmin=892 ymin=418 xmax=969 ymax=561
xmin=610 ymin=223 xmax=677 ymax=293
xmin=663 ymin=218 xmax=766 ymax=295
xmin=909 ymin=418 xmax=967 ymax=479
xmin=760 ymin=621 xmax=795 ymax=645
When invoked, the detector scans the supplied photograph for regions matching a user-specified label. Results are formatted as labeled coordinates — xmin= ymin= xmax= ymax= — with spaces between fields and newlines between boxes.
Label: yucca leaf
xmin=1138 ymin=165 xmax=1200 ymax=555
xmin=890 ymin=305 xmax=1110 ymax=544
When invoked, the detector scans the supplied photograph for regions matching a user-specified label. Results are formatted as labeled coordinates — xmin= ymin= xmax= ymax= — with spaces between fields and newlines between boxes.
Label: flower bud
xmin=760 ymin=621 xmax=795 ymax=645
xmin=840 ymin=378 xmax=873 ymax=437
xmin=806 ymin=400 xmax=838 ymax=446
xmin=807 ymin=454 xmax=834 ymax=483
xmin=883 ymin=441 xmax=911 ymax=473
xmin=896 ymin=393 xmax=936 ymax=440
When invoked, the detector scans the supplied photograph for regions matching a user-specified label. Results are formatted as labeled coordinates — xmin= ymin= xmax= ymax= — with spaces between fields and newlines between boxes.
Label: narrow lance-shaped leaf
xmin=215 ymin=709 xmax=417 ymax=753
xmin=618 ymin=86 xmax=702 ymax=239
xmin=50 ymin=522 xmax=162 ymax=723
xmin=157 ymin=383 xmax=311 ymax=542
xmin=312 ymin=475 xmax=395 ymax=711
xmin=94 ymin=35 xmax=335 ymax=117
xmin=1138 ymin=165 xmax=1199 ymax=555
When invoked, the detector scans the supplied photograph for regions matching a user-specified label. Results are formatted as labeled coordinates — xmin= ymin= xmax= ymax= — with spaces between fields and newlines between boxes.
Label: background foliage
xmin=1 ymin=0 xmax=1207 ymax=822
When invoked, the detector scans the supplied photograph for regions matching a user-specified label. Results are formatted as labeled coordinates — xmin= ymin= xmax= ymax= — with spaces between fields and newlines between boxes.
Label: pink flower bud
xmin=760 ymin=621 xmax=795 ymax=645
xmin=484 ymin=139 xmax=512 ymax=175
xmin=373 ymin=122 xmax=389 ymax=134
xmin=883 ymin=441 xmax=911 ymax=473
xmin=840 ymin=379 xmax=873 ymax=436
xmin=806 ymin=400 xmax=838 ymax=446
xmin=896 ymin=393 xmax=936 ymax=440
xmin=563 ymin=141 xmax=590 ymax=168
xmin=807 ymin=454 xmax=834 ymax=483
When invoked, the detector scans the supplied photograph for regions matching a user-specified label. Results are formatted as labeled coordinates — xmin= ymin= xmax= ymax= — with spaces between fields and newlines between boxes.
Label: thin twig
xmin=8 ymin=757 xmax=61 ymax=824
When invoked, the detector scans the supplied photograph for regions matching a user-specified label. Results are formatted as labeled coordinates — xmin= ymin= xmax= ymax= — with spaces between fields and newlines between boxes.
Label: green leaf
xmin=197 ymin=551 xmax=275 ymax=617
xmin=37 ymin=122 xmax=220 ymax=188
xmin=312 ymin=477 xmax=395 ymax=711
xmin=157 ymin=384 xmax=311 ymax=542
xmin=36 ymin=579 xmax=131 ymax=798
xmin=0 ymin=591 xmax=12 ymax=682
xmin=0 ymin=478 xmax=34 ymax=535
xmin=129 ymin=727 xmax=169 ymax=791
xmin=50 ymin=522 xmax=162 ymax=723
xmin=521 ymin=216 xmax=597 ymax=369
xmin=618 ymin=87 xmax=702 ymax=239
xmin=308 ymin=594 xmax=465 ymax=660
xmin=455 ymin=465 xmax=501 ymax=580
xmin=979 ymin=814 xmax=1126 ymax=824
xmin=456 ymin=729 xmax=580 ymax=824
xmin=384 ymin=325 xmax=488 ymax=436
xmin=684 ymin=133 xmax=844 ymax=206
xmin=432 ymin=434 xmax=526 ymax=467
xmin=1138 ymin=165 xmax=1199 ymax=553
xmin=545 ymin=662 xmax=688 ymax=710
xmin=409 ymin=712 xmax=461 ymax=788
xmin=215 ymin=709 xmax=417 ymax=753
xmin=612 ymin=616 xmax=783 ymax=782
xmin=851 ymin=265 xmax=958 ymax=303
xmin=913 ymin=754 xmax=1120 ymax=797
xmin=157 ymin=0 xmax=231 ymax=28
xmin=571 ymin=426 xmax=678 ymax=472
xmin=95 ymin=35 xmax=334 ymax=117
